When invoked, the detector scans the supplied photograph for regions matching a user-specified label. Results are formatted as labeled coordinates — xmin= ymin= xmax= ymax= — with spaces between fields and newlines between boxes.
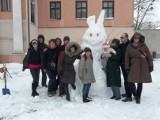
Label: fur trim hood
xmin=65 ymin=42 xmax=81 ymax=57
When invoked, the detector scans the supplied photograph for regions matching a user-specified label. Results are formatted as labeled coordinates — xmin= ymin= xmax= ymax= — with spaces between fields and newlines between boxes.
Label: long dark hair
xmin=83 ymin=47 xmax=93 ymax=61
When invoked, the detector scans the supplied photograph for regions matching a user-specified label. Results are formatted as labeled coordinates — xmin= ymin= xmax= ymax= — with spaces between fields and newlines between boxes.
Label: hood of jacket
xmin=65 ymin=42 xmax=81 ymax=57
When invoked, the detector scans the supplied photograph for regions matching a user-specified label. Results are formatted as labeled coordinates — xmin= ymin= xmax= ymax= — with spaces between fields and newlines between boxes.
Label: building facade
xmin=0 ymin=0 xmax=134 ymax=57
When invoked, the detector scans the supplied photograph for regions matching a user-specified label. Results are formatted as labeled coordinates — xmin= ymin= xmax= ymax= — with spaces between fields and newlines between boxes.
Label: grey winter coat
xmin=58 ymin=42 xmax=81 ymax=84
xmin=78 ymin=56 xmax=95 ymax=84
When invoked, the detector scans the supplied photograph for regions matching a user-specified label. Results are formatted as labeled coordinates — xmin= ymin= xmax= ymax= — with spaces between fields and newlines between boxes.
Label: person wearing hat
xmin=101 ymin=42 xmax=116 ymax=71
xmin=106 ymin=38 xmax=122 ymax=100
xmin=78 ymin=47 xmax=95 ymax=103
xmin=23 ymin=39 xmax=43 ymax=97
xmin=57 ymin=36 xmax=70 ymax=97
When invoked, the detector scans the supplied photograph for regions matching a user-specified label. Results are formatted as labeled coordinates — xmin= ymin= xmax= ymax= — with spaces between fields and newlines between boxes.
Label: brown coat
xmin=125 ymin=33 xmax=153 ymax=83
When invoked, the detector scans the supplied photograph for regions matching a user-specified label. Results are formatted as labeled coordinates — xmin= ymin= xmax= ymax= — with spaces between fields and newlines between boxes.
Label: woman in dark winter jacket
xmin=58 ymin=42 xmax=81 ymax=101
xmin=44 ymin=39 xmax=58 ymax=97
xmin=106 ymin=39 xmax=122 ymax=100
xmin=125 ymin=32 xmax=153 ymax=104
xmin=37 ymin=34 xmax=48 ymax=87
xmin=78 ymin=47 xmax=95 ymax=103
xmin=57 ymin=36 xmax=70 ymax=97
xmin=23 ymin=39 xmax=43 ymax=97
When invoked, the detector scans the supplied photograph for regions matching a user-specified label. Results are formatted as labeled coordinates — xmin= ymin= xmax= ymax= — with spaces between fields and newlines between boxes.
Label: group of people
xmin=23 ymin=32 xmax=153 ymax=104
xmin=104 ymin=32 xmax=153 ymax=104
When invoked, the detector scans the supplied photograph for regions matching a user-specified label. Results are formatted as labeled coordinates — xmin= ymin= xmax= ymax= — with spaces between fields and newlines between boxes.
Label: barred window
xmin=76 ymin=1 xmax=87 ymax=18
xmin=50 ymin=2 xmax=61 ymax=19
xmin=103 ymin=1 xmax=114 ymax=18
xmin=1 ymin=0 xmax=12 ymax=12
xmin=31 ymin=0 xmax=35 ymax=23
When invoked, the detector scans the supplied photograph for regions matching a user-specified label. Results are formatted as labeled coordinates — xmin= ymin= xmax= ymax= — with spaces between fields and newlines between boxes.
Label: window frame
xmin=31 ymin=0 xmax=36 ymax=24
xmin=50 ymin=1 xmax=61 ymax=20
xmin=1 ymin=0 xmax=12 ymax=12
xmin=76 ymin=1 xmax=88 ymax=19
xmin=102 ymin=1 xmax=114 ymax=18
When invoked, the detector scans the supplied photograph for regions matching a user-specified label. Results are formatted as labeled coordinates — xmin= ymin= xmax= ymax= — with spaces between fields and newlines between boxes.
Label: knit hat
xmin=102 ymin=42 xmax=109 ymax=48
xmin=63 ymin=36 xmax=70 ymax=42
xmin=84 ymin=47 xmax=92 ymax=52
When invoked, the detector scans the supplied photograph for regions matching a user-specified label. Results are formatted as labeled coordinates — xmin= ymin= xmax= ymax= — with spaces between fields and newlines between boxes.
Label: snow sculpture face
xmin=82 ymin=10 xmax=107 ymax=54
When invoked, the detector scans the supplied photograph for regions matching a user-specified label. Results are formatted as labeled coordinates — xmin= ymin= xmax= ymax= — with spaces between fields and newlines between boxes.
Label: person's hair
xmin=56 ymin=37 xmax=62 ymax=46
xmin=112 ymin=38 xmax=120 ymax=46
xmin=48 ymin=39 xmax=56 ymax=46
xmin=69 ymin=45 xmax=77 ymax=51
xmin=84 ymin=47 xmax=93 ymax=60
xmin=124 ymin=33 xmax=128 ymax=38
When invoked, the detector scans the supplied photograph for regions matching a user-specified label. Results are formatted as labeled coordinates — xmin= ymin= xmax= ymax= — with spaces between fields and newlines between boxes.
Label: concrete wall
xmin=0 ymin=19 xmax=28 ymax=54
xmin=136 ymin=30 xmax=160 ymax=58
xmin=38 ymin=0 xmax=134 ymax=28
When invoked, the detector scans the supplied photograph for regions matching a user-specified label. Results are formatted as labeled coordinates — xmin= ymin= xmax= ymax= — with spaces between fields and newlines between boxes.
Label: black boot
xmin=32 ymin=83 xmax=39 ymax=97
xmin=122 ymin=97 xmax=132 ymax=102
xmin=83 ymin=96 xmax=91 ymax=103
xmin=136 ymin=97 xmax=141 ymax=104
xmin=71 ymin=84 xmax=76 ymax=90
xmin=65 ymin=87 xmax=70 ymax=101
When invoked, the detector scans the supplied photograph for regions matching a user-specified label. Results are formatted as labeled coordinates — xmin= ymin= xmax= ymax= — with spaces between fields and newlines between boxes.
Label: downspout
xmin=27 ymin=0 xmax=30 ymax=47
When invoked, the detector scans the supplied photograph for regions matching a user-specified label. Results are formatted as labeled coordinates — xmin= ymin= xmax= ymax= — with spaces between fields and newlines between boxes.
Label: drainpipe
xmin=27 ymin=0 xmax=30 ymax=47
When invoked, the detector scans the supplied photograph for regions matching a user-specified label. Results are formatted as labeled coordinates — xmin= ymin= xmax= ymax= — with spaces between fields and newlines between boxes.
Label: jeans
xmin=30 ymin=68 xmax=40 ymax=84
xmin=47 ymin=69 xmax=57 ymax=92
xmin=111 ymin=86 xmax=121 ymax=98
xmin=121 ymin=67 xmax=136 ymax=97
xmin=41 ymin=68 xmax=47 ymax=86
xmin=82 ymin=83 xmax=91 ymax=97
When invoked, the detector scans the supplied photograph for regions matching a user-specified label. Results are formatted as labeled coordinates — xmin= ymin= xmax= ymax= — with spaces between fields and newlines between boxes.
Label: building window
xmin=1 ymin=0 xmax=12 ymax=12
xmin=103 ymin=1 xmax=114 ymax=18
xmin=31 ymin=0 xmax=35 ymax=24
xmin=50 ymin=2 xmax=61 ymax=19
xmin=76 ymin=1 xmax=87 ymax=18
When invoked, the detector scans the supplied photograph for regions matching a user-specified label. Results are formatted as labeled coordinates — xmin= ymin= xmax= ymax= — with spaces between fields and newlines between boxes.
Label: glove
xmin=149 ymin=66 xmax=153 ymax=73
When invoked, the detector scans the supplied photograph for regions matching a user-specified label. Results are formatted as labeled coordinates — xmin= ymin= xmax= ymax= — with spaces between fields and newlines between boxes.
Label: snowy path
xmin=0 ymin=60 xmax=160 ymax=120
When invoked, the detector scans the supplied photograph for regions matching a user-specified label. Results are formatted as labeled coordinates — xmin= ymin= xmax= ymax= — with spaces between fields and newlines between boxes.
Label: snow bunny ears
xmin=82 ymin=10 xmax=107 ymax=51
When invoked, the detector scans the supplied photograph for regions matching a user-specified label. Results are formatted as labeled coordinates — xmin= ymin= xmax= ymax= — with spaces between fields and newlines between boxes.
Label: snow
xmin=0 ymin=59 xmax=160 ymax=120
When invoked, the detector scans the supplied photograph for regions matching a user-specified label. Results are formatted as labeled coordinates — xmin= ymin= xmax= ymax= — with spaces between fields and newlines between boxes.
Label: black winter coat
xmin=44 ymin=48 xmax=58 ymax=70
xmin=106 ymin=46 xmax=121 ymax=87
xmin=119 ymin=40 xmax=130 ymax=69
xmin=23 ymin=48 xmax=43 ymax=70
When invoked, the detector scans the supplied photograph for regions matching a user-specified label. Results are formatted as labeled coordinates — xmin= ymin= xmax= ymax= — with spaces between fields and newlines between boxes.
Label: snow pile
xmin=0 ymin=59 xmax=160 ymax=120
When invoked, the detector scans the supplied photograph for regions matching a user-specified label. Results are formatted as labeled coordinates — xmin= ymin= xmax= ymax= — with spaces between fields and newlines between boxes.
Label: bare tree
xmin=134 ymin=0 xmax=159 ymax=30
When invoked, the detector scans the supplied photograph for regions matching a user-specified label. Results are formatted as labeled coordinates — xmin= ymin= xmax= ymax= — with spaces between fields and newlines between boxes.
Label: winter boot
xmin=136 ymin=97 xmax=141 ymax=104
xmin=83 ymin=96 xmax=92 ymax=103
xmin=65 ymin=88 xmax=70 ymax=101
xmin=71 ymin=84 xmax=76 ymax=90
xmin=122 ymin=97 xmax=132 ymax=102
xmin=31 ymin=83 xmax=39 ymax=97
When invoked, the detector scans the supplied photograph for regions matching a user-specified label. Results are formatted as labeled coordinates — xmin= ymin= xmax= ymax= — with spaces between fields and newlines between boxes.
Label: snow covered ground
xmin=0 ymin=59 xmax=160 ymax=120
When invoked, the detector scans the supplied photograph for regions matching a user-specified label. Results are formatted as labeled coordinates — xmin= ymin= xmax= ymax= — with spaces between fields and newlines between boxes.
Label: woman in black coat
xmin=23 ymin=39 xmax=43 ymax=97
xmin=58 ymin=42 xmax=81 ymax=101
xmin=44 ymin=39 xmax=58 ymax=97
